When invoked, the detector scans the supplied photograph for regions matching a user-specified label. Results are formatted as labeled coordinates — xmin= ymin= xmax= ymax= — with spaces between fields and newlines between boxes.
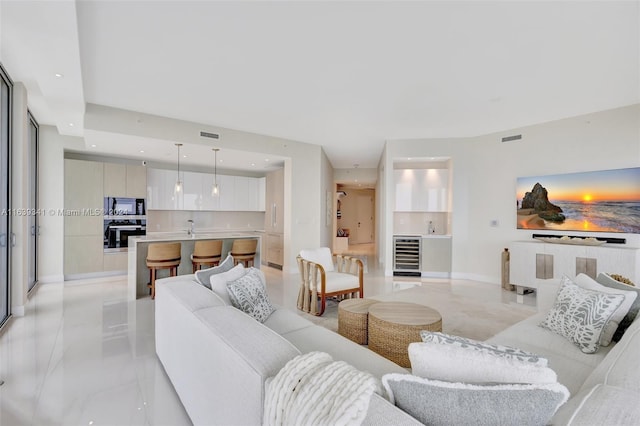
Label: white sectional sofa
xmin=155 ymin=272 xmax=640 ymax=425
xmin=154 ymin=275 xmax=421 ymax=425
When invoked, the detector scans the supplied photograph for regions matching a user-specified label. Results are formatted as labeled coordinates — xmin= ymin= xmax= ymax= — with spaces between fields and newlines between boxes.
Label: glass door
xmin=0 ymin=65 xmax=12 ymax=327
xmin=27 ymin=112 xmax=38 ymax=292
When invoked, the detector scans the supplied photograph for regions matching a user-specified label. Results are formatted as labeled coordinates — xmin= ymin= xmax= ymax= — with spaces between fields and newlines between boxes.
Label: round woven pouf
xmin=338 ymin=299 xmax=379 ymax=345
xmin=368 ymin=302 xmax=442 ymax=367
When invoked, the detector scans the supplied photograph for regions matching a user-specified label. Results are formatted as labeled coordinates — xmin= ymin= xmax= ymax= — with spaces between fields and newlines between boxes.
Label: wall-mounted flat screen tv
xmin=516 ymin=167 xmax=640 ymax=234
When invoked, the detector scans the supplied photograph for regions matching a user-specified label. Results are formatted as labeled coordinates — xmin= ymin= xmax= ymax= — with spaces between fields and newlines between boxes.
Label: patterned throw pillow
xmin=420 ymin=331 xmax=547 ymax=367
xmin=539 ymin=276 xmax=625 ymax=354
xmin=226 ymin=268 xmax=275 ymax=323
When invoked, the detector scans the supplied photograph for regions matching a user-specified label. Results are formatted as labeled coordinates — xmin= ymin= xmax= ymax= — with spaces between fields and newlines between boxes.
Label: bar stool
xmin=231 ymin=239 xmax=258 ymax=267
xmin=146 ymin=242 xmax=181 ymax=299
xmin=191 ymin=240 xmax=223 ymax=273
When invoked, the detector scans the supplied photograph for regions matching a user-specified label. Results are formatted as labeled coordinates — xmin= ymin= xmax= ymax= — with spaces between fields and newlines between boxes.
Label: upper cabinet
xmin=146 ymin=168 xmax=266 ymax=212
xmin=394 ymin=169 xmax=450 ymax=212
xmin=103 ymin=163 xmax=147 ymax=198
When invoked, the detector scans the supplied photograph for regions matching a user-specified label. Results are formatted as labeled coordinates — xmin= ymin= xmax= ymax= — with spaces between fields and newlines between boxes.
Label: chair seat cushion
xmin=317 ymin=271 xmax=360 ymax=293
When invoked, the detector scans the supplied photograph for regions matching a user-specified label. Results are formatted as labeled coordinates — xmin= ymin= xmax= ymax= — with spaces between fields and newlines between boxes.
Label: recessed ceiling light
xmin=251 ymin=163 xmax=256 ymax=167
xmin=408 ymin=157 xmax=412 ymax=160
xmin=139 ymin=150 xmax=145 ymax=153
xmin=183 ymin=155 xmax=187 ymax=158
xmin=69 ymin=123 xmax=74 ymax=127
xmin=264 ymin=158 xmax=270 ymax=162
xmin=219 ymin=159 xmax=223 ymax=163
xmin=55 ymin=73 xmax=63 ymax=78
xmin=90 ymin=144 xmax=96 ymax=148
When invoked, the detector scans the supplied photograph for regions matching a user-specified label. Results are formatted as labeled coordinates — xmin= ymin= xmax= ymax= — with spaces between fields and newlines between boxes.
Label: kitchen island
xmin=127 ymin=231 xmax=262 ymax=300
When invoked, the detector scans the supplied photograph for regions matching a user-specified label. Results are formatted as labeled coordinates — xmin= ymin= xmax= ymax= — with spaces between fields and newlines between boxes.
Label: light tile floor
xmin=0 ymin=247 xmax=536 ymax=426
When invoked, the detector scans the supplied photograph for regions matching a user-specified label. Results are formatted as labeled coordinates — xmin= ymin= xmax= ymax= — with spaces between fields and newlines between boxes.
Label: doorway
xmin=335 ymin=187 xmax=375 ymax=250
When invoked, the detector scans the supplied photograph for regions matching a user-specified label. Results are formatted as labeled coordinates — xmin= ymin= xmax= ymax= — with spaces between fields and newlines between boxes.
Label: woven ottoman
xmin=368 ymin=302 xmax=442 ymax=367
xmin=337 ymin=299 xmax=379 ymax=345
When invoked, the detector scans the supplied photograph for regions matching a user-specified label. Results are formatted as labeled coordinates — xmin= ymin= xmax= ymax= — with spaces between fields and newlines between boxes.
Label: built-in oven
xmin=105 ymin=223 xmax=146 ymax=250
xmin=104 ymin=197 xmax=147 ymax=252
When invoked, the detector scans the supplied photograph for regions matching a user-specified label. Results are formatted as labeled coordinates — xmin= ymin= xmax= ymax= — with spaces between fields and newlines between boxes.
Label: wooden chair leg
xmin=151 ymin=268 xmax=157 ymax=300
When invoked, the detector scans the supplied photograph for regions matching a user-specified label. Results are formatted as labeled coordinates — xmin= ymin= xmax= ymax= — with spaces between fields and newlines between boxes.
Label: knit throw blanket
xmin=263 ymin=352 xmax=379 ymax=426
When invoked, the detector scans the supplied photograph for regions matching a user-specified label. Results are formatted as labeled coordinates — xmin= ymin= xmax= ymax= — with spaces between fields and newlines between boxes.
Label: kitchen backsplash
xmin=394 ymin=212 xmax=450 ymax=235
xmin=147 ymin=210 xmax=265 ymax=233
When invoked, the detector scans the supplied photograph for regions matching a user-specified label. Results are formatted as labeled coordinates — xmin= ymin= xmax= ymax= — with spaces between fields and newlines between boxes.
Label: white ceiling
xmin=1 ymin=1 xmax=639 ymax=171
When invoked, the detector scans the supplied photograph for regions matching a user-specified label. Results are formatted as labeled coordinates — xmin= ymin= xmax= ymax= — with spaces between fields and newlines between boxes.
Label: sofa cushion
xmin=382 ymin=374 xmax=569 ymax=426
xmin=263 ymin=307 xmax=315 ymax=335
xmin=578 ymin=314 xmax=640 ymax=393
xmin=410 ymin=335 xmax=557 ymax=384
xmin=280 ymin=324 xmax=408 ymax=380
xmin=486 ymin=312 xmax=614 ymax=395
xmin=155 ymin=277 xmax=226 ymax=312
xmin=539 ymin=276 xmax=625 ymax=354
xmin=573 ymin=273 xmax=637 ymax=346
xmin=552 ymin=384 xmax=640 ymax=426
xmin=194 ymin=254 xmax=234 ymax=288
xmin=300 ymin=247 xmax=335 ymax=272
xmin=596 ymin=272 xmax=640 ymax=342
xmin=227 ymin=268 xmax=275 ymax=323
xmin=209 ymin=263 xmax=246 ymax=304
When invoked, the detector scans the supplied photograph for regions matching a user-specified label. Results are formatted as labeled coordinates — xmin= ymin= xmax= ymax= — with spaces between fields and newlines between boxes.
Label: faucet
xmin=187 ymin=219 xmax=195 ymax=236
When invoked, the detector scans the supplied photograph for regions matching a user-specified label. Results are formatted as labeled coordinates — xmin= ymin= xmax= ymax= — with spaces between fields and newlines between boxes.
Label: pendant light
xmin=175 ymin=143 xmax=183 ymax=193
xmin=212 ymin=148 xmax=220 ymax=196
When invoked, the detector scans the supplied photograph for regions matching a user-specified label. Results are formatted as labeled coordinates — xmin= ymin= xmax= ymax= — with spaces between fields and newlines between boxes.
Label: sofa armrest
xmin=536 ymin=279 xmax=561 ymax=312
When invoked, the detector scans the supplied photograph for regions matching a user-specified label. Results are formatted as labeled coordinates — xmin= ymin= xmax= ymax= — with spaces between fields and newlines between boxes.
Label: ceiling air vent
xmin=501 ymin=134 xmax=522 ymax=143
xmin=200 ymin=131 xmax=220 ymax=139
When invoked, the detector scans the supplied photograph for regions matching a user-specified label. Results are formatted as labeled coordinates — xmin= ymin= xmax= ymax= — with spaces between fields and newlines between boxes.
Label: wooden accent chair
xmin=191 ymin=240 xmax=223 ymax=272
xmin=296 ymin=247 xmax=364 ymax=316
xmin=146 ymin=242 xmax=181 ymax=300
xmin=231 ymin=239 xmax=258 ymax=267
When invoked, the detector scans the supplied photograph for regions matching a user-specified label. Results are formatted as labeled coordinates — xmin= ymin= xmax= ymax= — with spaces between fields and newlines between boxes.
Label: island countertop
xmin=127 ymin=232 xmax=262 ymax=300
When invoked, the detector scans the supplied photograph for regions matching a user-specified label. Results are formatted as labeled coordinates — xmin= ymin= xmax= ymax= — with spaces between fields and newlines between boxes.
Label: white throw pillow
xmin=194 ymin=254 xmax=234 ymax=288
xmin=382 ymin=374 xmax=569 ymax=426
xmin=209 ymin=263 xmax=246 ymax=305
xmin=573 ymin=273 xmax=637 ymax=346
xmin=409 ymin=341 xmax=557 ymax=385
xmin=299 ymin=247 xmax=335 ymax=272
xmin=539 ymin=276 xmax=625 ymax=354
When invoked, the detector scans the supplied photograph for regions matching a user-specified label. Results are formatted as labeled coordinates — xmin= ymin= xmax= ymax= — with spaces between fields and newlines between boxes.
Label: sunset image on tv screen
xmin=516 ymin=167 xmax=640 ymax=234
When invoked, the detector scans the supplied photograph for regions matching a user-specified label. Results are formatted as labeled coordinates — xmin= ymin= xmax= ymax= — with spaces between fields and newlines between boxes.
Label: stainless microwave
xmin=104 ymin=197 xmax=146 ymax=216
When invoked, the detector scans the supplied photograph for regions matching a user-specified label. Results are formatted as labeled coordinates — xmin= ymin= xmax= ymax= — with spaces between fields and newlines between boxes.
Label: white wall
xmin=38 ymin=126 xmax=84 ymax=282
xmin=384 ymin=104 xmax=640 ymax=282
xmin=84 ymin=104 xmax=325 ymax=273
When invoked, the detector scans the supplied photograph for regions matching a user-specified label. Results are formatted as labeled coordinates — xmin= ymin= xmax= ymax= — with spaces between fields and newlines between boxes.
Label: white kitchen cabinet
xmin=509 ymin=240 xmax=640 ymax=290
xmin=183 ymin=171 xmax=203 ymax=211
xmin=64 ymin=159 xmax=104 ymax=275
xmin=234 ymin=176 xmax=250 ymax=211
xmin=217 ymin=174 xmax=235 ymax=211
xmin=125 ymin=165 xmax=147 ymax=198
xmin=394 ymin=169 xmax=449 ymax=212
xmin=147 ymin=168 xmax=265 ymax=211
xmin=257 ymin=177 xmax=266 ymax=211
xmin=104 ymin=163 xmax=127 ymax=196
xmin=147 ymin=168 xmax=183 ymax=210
xmin=421 ymin=236 xmax=452 ymax=274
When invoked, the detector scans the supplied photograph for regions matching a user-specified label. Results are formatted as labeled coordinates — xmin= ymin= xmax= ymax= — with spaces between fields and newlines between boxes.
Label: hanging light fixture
xmin=212 ymin=148 xmax=220 ymax=196
xmin=175 ymin=143 xmax=183 ymax=193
